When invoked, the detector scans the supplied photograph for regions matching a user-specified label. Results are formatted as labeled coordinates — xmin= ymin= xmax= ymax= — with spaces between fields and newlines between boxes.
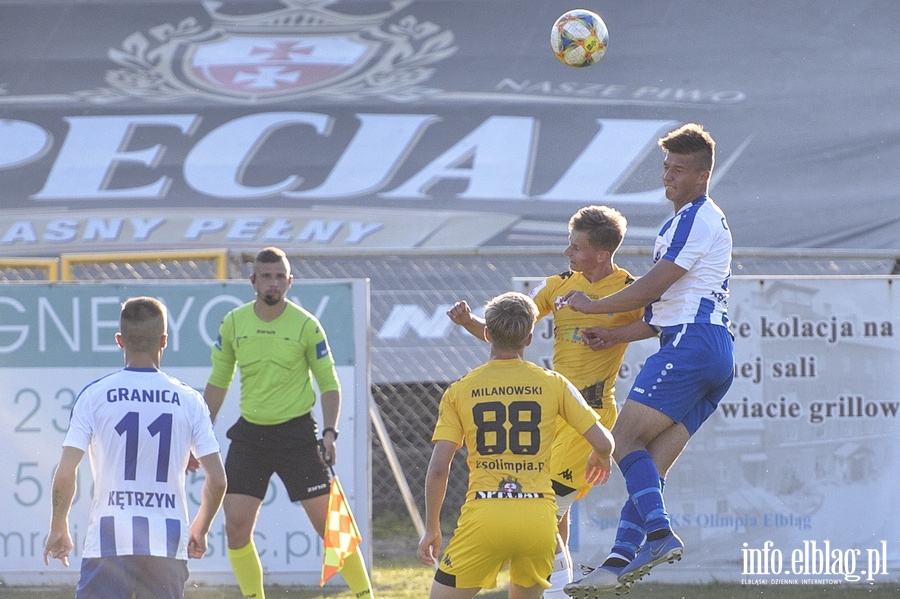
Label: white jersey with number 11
xmin=64 ymin=367 xmax=220 ymax=560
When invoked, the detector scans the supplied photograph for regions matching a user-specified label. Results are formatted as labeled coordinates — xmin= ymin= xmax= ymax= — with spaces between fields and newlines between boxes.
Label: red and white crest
xmin=186 ymin=34 xmax=378 ymax=97
xmin=90 ymin=0 xmax=456 ymax=103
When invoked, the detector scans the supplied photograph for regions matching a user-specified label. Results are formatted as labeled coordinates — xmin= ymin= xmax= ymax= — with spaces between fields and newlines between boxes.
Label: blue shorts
xmin=76 ymin=556 xmax=189 ymax=599
xmin=628 ymin=323 xmax=734 ymax=435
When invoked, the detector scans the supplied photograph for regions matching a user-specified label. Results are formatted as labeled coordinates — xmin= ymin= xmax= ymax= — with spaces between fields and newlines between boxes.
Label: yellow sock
xmin=341 ymin=550 xmax=374 ymax=598
xmin=228 ymin=541 xmax=265 ymax=599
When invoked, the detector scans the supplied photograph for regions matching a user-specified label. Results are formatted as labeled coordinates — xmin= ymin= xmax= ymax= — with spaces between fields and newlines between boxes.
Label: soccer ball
xmin=550 ymin=9 xmax=608 ymax=68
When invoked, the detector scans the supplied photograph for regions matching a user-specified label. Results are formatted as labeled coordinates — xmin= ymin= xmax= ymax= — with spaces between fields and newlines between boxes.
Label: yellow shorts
xmin=549 ymin=402 xmax=617 ymax=502
xmin=435 ymin=498 xmax=557 ymax=590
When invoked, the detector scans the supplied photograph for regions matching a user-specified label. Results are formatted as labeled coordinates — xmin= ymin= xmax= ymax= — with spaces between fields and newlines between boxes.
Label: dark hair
xmin=255 ymin=246 xmax=288 ymax=264
xmin=658 ymin=123 xmax=715 ymax=171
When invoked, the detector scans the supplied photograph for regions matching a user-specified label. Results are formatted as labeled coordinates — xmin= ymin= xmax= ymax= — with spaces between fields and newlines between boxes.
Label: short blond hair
xmin=119 ymin=297 xmax=166 ymax=353
xmin=484 ymin=292 xmax=539 ymax=350
xmin=569 ymin=205 xmax=628 ymax=252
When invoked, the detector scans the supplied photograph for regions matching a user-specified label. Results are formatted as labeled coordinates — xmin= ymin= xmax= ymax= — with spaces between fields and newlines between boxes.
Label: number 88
xmin=472 ymin=400 xmax=541 ymax=455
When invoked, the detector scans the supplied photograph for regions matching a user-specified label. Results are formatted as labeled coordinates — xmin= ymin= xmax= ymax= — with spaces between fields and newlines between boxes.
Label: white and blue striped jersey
xmin=646 ymin=195 xmax=732 ymax=328
xmin=64 ymin=367 xmax=220 ymax=560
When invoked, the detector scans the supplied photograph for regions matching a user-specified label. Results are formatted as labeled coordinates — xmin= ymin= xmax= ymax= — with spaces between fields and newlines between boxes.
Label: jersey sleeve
xmin=305 ymin=317 xmax=341 ymax=394
xmin=664 ymin=212 xmax=715 ymax=272
xmin=62 ymin=386 xmax=94 ymax=451
xmin=432 ymin=387 xmax=464 ymax=446
xmin=529 ymin=277 xmax=554 ymax=321
xmin=188 ymin=390 xmax=221 ymax=458
xmin=207 ymin=310 xmax=238 ymax=389
xmin=557 ymin=377 xmax=600 ymax=435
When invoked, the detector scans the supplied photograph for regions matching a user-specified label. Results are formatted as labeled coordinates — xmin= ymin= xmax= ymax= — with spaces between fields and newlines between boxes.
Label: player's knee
xmin=223 ymin=517 xmax=255 ymax=547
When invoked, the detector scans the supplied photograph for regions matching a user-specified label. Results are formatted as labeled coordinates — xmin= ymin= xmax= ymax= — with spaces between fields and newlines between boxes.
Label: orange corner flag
xmin=320 ymin=476 xmax=363 ymax=586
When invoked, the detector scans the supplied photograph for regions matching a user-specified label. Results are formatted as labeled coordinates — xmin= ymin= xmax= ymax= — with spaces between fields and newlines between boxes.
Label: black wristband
xmin=321 ymin=426 xmax=339 ymax=441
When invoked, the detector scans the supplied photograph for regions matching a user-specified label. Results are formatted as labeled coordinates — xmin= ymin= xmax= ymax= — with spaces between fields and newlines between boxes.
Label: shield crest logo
xmin=88 ymin=0 xmax=456 ymax=103
xmin=186 ymin=34 xmax=379 ymax=97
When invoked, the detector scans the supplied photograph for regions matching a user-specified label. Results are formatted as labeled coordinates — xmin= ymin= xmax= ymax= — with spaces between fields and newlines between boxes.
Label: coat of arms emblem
xmin=79 ymin=0 xmax=456 ymax=103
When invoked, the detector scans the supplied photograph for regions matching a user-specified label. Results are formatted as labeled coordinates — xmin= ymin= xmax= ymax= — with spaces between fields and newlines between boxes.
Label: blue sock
xmin=604 ymin=475 xmax=669 ymax=567
xmin=604 ymin=499 xmax=645 ymax=566
xmin=620 ymin=450 xmax=670 ymax=536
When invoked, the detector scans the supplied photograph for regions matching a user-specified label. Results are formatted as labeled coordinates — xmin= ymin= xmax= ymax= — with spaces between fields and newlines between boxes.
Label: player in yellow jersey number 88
xmin=448 ymin=206 xmax=644 ymax=597
xmin=420 ymin=291 xmax=614 ymax=599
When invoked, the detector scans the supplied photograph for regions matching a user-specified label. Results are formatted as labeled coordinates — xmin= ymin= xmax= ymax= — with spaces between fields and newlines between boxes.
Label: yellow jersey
xmin=530 ymin=267 xmax=643 ymax=407
xmin=433 ymin=359 xmax=599 ymax=502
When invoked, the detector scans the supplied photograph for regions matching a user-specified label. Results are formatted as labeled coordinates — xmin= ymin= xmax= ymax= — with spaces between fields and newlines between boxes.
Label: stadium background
xmin=2 ymin=0 xmax=899 ymax=589
xmin=3 ymin=247 xmax=897 ymax=526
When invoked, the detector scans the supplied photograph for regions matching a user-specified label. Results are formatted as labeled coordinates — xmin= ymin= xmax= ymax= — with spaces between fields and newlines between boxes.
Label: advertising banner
xmin=1 ymin=1 xmax=899 ymax=253
xmin=0 ymin=280 xmax=370 ymax=586
xmin=516 ymin=277 xmax=900 ymax=585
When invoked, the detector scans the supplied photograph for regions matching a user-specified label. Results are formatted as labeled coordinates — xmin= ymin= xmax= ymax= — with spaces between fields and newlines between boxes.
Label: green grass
xmin=3 ymin=558 xmax=897 ymax=599
xmin=6 ymin=520 xmax=898 ymax=598
xmin=3 ymin=581 xmax=898 ymax=598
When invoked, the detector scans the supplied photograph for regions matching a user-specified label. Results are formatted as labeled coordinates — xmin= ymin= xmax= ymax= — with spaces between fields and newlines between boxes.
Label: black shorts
xmin=224 ymin=414 xmax=331 ymax=502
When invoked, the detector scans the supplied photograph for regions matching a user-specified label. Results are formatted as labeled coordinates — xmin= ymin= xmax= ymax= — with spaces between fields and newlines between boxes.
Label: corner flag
xmin=320 ymin=476 xmax=363 ymax=586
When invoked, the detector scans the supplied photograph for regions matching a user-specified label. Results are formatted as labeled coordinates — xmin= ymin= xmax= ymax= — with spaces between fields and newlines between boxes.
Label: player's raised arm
xmin=582 ymin=320 xmax=658 ymax=350
xmin=446 ymin=300 xmax=488 ymax=341
xmin=564 ymin=259 xmax=687 ymax=315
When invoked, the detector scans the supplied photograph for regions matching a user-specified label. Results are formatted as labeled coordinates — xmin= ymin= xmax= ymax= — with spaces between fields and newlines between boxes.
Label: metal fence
xmin=2 ymin=247 xmax=899 ymax=525
xmin=267 ymin=247 xmax=900 ymax=524
xmin=2 ymin=246 xmax=898 ymax=282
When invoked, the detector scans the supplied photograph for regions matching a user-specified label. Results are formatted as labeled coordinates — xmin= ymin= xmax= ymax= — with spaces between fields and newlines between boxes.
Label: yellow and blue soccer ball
xmin=550 ymin=9 xmax=609 ymax=68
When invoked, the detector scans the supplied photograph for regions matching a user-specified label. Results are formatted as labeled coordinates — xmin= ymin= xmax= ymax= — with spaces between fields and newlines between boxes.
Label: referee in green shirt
xmin=204 ymin=247 xmax=373 ymax=599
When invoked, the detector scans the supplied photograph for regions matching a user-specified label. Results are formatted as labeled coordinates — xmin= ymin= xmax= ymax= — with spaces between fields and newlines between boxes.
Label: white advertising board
xmin=515 ymin=276 xmax=900 ymax=585
xmin=0 ymin=280 xmax=370 ymax=586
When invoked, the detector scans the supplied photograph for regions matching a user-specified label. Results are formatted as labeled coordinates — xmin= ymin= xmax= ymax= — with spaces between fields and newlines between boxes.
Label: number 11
xmin=115 ymin=411 xmax=173 ymax=483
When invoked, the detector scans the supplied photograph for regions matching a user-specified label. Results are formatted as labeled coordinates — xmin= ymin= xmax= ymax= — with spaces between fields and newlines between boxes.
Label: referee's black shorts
xmin=224 ymin=414 xmax=330 ymax=502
